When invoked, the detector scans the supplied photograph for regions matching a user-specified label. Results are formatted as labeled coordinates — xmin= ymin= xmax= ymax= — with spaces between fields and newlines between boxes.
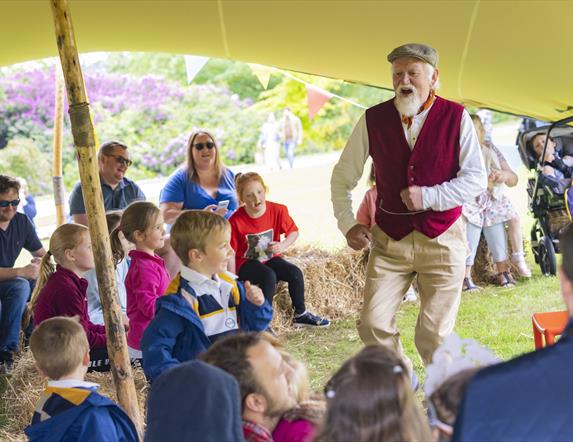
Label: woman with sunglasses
xmin=160 ymin=130 xmax=238 ymax=225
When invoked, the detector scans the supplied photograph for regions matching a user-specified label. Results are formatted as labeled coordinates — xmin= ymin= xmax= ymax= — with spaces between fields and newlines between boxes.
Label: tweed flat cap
xmin=387 ymin=43 xmax=438 ymax=67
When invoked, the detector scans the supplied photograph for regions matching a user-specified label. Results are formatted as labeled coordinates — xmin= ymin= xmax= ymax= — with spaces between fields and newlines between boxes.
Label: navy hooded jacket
xmin=145 ymin=360 xmax=245 ymax=442
xmin=141 ymin=272 xmax=272 ymax=382
xmin=453 ymin=319 xmax=573 ymax=441
xmin=24 ymin=387 xmax=138 ymax=442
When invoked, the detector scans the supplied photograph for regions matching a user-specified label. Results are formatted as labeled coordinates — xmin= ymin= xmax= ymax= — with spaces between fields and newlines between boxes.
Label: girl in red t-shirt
xmin=229 ymin=172 xmax=329 ymax=328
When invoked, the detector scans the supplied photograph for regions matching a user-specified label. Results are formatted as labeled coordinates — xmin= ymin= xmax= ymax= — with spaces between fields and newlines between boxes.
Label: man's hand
xmin=345 ymin=224 xmax=372 ymax=251
xmin=244 ymin=281 xmax=265 ymax=306
xmin=19 ymin=260 xmax=41 ymax=279
xmin=400 ymin=186 xmax=424 ymax=211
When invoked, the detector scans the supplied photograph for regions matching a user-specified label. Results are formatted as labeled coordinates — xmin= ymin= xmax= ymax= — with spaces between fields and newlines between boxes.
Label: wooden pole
xmin=49 ymin=0 xmax=143 ymax=436
xmin=52 ymin=64 xmax=65 ymax=226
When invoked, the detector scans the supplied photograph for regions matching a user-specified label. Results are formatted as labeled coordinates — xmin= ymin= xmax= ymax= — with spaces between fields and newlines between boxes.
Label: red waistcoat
xmin=366 ymin=96 xmax=464 ymax=240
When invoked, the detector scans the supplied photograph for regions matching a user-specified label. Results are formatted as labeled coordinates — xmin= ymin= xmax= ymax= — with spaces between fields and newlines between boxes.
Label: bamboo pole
xmin=52 ymin=64 xmax=65 ymax=226
xmin=49 ymin=0 xmax=143 ymax=436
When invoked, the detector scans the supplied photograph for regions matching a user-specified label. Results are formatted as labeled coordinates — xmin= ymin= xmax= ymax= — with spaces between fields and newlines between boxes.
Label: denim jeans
xmin=284 ymin=140 xmax=296 ymax=168
xmin=0 ymin=278 xmax=31 ymax=353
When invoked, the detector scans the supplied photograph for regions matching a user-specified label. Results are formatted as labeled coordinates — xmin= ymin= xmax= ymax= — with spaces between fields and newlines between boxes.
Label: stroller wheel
xmin=538 ymin=236 xmax=557 ymax=276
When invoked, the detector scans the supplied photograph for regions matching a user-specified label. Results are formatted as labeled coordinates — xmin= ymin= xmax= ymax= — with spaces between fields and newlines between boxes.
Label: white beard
xmin=394 ymin=92 xmax=422 ymax=117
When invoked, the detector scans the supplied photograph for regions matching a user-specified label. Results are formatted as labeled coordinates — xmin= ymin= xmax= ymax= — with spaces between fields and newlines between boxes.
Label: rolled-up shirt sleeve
xmin=421 ymin=110 xmax=487 ymax=211
xmin=331 ymin=114 xmax=370 ymax=236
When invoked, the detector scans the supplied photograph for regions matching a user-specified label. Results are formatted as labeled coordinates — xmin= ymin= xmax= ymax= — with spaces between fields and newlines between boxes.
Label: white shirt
xmin=331 ymin=100 xmax=487 ymax=235
xmin=180 ymin=266 xmax=239 ymax=337
xmin=48 ymin=379 xmax=99 ymax=389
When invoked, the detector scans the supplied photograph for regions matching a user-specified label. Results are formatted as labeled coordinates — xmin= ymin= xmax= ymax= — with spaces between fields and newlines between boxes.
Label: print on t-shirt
xmin=244 ymin=229 xmax=274 ymax=262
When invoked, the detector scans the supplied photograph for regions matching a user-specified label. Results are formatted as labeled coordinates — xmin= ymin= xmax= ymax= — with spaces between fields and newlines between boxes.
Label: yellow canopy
xmin=3 ymin=0 xmax=572 ymax=122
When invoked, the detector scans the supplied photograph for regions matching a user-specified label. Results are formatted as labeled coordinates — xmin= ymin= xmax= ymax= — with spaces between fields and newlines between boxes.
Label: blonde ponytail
xmin=30 ymin=251 xmax=55 ymax=309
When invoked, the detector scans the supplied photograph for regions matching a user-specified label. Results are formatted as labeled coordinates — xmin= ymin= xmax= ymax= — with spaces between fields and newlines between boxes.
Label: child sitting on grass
xmin=25 ymin=317 xmax=138 ymax=442
xmin=141 ymin=210 xmax=272 ymax=382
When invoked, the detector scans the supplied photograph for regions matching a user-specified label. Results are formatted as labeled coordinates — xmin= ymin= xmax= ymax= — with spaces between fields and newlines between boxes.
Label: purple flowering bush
xmin=0 ymin=65 xmax=264 ymax=194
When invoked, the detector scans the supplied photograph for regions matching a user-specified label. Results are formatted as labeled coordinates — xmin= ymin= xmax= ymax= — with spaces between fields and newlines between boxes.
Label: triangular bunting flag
xmin=184 ymin=55 xmax=209 ymax=84
xmin=249 ymin=63 xmax=273 ymax=89
xmin=306 ymin=85 xmax=333 ymax=120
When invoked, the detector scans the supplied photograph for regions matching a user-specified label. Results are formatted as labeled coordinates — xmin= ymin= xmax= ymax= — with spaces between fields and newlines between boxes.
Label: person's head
xmin=470 ymin=114 xmax=486 ymax=146
xmin=201 ymin=332 xmax=296 ymax=430
xmin=110 ymin=201 xmax=164 ymax=262
xmin=559 ymin=225 xmax=573 ymax=314
xmin=146 ymin=360 xmax=244 ymax=442
xmin=428 ymin=368 xmax=480 ymax=442
xmin=0 ymin=175 xmax=21 ymax=224
xmin=388 ymin=43 xmax=439 ymax=118
xmin=424 ymin=333 xmax=500 ymax=441
xmin=315 ymin=345 xmax=432 ymax=442
xmin=97 ymin=141 xmax=131 ymax=185
xmin=186 ymin=130 xmax=224 ymax=183
xmin=531 ymin=133 xmax=556 ymax=162
xmin=30 ymin=316 xmax=90 ymax=380
xmin=31 ymin=224 xmax=93 ymax=308
xmin=281 ymin=351 xmax=310 ymax=404
xmin=235 ymin=172 xmax=269 ymax=218
xmin=170 ymin=210 xmax=233 ymax=277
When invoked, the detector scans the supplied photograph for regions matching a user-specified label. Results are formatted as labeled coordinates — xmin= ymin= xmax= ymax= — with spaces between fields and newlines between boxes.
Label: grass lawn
xmin=284 ymin=265 xmax=563 ymax=391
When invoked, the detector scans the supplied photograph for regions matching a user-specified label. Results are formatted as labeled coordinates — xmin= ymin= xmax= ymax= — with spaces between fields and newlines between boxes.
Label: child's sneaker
xmin=511 ymin=252 xmax=532 ymax=278
xmin=293 ymin=311 xmax=330 ymax=328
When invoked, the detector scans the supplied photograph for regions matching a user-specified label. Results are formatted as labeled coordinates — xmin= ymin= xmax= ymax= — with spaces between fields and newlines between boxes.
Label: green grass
xmin=284 ymin=262 xmax=563 ymax=390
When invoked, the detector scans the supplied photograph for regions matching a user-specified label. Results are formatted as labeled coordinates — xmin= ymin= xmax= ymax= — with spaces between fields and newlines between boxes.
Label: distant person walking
xmin=280 ymin=108 xmax=303 ymax=168
xmin=258 ymin=113 xmax=282 ymax=171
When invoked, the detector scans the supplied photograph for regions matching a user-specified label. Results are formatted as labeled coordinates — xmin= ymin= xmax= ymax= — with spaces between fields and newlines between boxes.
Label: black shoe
xmin=293 ymin=311 xmax=330 ymax=328
xmin=0 ymin=358 xmax=14 ymax=376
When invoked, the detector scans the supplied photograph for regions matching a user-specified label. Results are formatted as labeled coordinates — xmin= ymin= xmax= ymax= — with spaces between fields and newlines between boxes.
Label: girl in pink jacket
xmin=110 ymin=201 xmax=170 ymax=359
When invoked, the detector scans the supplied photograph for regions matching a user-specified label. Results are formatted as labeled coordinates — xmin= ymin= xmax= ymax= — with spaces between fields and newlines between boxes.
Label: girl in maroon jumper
xmin=229 ymin=172 xmax=329 ymax=328
xmin=110 ymin=201 xmax=169 ymax=360
xmin=31 ymin=223 xmax=110 ymax=372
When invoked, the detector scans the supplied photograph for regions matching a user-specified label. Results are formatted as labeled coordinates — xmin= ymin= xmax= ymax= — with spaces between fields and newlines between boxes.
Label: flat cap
xmin=387 ymin=43 xmax=438 ymax=67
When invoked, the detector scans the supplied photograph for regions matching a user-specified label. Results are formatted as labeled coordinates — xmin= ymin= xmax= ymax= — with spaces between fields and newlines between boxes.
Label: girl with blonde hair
xmin=31 ymin=223 xmax=109 ymax=371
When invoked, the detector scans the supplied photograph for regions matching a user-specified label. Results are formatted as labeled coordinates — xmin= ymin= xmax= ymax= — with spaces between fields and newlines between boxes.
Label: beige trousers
xmin=357 ymin=217 xmax=467 ymax=372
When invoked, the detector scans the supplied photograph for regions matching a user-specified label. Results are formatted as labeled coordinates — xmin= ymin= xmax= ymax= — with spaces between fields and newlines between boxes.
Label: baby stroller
xmin=517 ymin=116 xmax=573 ymax=275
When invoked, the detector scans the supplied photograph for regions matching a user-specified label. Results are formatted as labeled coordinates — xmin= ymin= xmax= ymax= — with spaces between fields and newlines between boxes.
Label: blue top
xmin=69 ymin=176 xmax=146 ymax=215
xmin=453 ymin=319 xmax=573 ymax=442
xmin=159 ymin=168 xmax=238 ymax=219
xmin=0 ymin=212 xmax=43 ymax=268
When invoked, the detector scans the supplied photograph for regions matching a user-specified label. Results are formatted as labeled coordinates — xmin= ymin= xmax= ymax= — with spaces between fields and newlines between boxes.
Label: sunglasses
xmin=0 ymin=199 xmax=20 ymax=208
xmin=193 ymin=142 xmax=216 ymax=151
xmin=104 ymin=154 xmax=133 ymax=167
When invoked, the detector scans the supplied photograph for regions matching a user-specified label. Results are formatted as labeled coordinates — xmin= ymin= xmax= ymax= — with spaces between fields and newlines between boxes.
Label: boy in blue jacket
xmin=25 ymin=317 xmax=138 ymax=442
xmin=141 ymin=210 xmax=272 ymax=382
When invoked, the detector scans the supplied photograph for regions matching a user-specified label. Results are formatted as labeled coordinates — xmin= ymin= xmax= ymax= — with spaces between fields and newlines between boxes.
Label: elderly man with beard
xmin=202 ymin=333 xmax=296 ymax=442
xmin=331 ymin=43 xmax=486 ymax=378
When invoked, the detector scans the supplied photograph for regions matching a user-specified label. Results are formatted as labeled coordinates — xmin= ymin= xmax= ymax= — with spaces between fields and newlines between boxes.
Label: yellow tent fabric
xmin=2 ymin=0 xmax=572 ymax=122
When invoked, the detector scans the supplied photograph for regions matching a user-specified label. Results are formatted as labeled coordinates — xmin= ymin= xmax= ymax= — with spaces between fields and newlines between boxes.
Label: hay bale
xmin=472 ymin=232 xmax=528 ymax=285
xmin=1 ymin=351 xmax=148 ymax=437
xmin=271 ymin=246 xmax=368 ymax=332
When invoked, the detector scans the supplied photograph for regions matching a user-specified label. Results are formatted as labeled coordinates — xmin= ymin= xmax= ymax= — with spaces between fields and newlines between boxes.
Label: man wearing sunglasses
xmin=68 ymin=141 xmax=146 ymax=225
xmin=0 ymin=175 xmax=46 ymax=373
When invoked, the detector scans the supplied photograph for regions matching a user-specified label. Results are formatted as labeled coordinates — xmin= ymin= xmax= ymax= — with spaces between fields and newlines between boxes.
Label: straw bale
xmin=472 ymin=232 xmax=526 ymax=285
xmin=1 ymin=351 xmax=148 ymax=437
xmin=272 ymin=245 xmax=368 ymax=331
